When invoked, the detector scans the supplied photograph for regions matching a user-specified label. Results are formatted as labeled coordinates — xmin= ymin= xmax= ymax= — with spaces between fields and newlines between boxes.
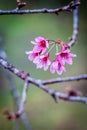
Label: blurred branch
xmin=0 ymin=37 xmax=31 ymax=130
xmin=4 ymin=77 xmax=30 ymax=120
xmin=0 ymin=1 xmax=80 ymax=15
xmin=17 ymin=77 xmax=29 ymax=117
xmin=0 ymin=56 xmax=87 ymax=105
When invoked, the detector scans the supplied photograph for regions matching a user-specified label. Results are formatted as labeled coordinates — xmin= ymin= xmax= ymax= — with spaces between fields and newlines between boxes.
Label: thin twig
xmin=42 ymin=74 xmax=87 ymax=85
xmin=17 ymin=77 xmax=29 ymax=116
xmin=0 ymin=1 xmax=80 ymax=15
xmin=55 ymin=91 xmax=87 ymax=104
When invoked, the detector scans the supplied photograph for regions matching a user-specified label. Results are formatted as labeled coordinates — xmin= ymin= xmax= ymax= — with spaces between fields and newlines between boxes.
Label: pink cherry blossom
xmin=58 ymin=49 xmax=77 ymax=65
xmin=50 ymin=56 xmax=66 ymax=75
xmin=25 ymin=51 xmax=41 ymax=61
xmin=34 ymin=53 xmax=51 ymax=71
xmin=26 ymin=37 xmax=77 ymax=75
xmin=31 ymin=36 xmax=49 ymax=53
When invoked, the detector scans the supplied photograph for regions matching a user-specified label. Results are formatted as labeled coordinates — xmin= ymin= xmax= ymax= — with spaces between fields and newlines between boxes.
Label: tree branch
xmin=42 ymin=74 xmax=87 ymax=85
xmin=0 ymin=1 xmax=80 ymax=15
xmin=0 ymin=56 xmax=87 ymax=105
xmin=68 ymin=0 xmax=79 ymax=47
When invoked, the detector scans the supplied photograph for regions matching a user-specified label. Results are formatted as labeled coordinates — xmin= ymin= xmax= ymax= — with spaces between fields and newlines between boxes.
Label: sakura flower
xmin=25 ymin=50 xmax=41 ymax=61
xmin=31 ymin=36 xmax=49 ymax=53
xmin=58 ymin=49 xmax=77 ymax=65
xmin=26 ymin=37 xmax=77 ymax=75
xmin=50 ymin=56 xmax=66 ymax=75
xmin=34 ymin=53 xmax=51 ymax=71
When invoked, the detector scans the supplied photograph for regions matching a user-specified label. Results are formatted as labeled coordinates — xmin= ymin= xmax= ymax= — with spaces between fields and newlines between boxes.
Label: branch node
xmin=17 ymin=0 xmax=27 ymax=9
xmin=51 ymin=92 xmax=58 ymax=103
xmin=66 ymin=86 xmax=82 ymax=97
xmin=18 ymin=71 xmax=30 ymax=80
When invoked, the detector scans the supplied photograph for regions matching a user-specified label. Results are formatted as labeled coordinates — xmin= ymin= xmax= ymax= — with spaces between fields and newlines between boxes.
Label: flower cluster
xmin=26 ymin=37 xmax=76 ymax=75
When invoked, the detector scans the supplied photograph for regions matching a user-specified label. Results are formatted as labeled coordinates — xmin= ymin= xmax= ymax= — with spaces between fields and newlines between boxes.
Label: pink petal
xmin=50 ymin=63 xmax=56 ymax=73
xmin=44 ymin=60 xmax=51 ymax=71
xmin=57 ymin=65 xmax=66 ymax=75
xmin=35 ymin=36 xmax=44 ymax=42
xmin=44 ymin=65 xmax=49 ymax=71
xmin=65 ymin=57 xmax=72 ymax=65
xmin=31 ymin=41 xmax=37 ymax=45
xmin=33 ymin=56 xmax=40 ymax=64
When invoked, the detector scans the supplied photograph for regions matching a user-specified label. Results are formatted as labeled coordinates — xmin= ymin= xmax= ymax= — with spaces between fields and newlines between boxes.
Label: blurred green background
xmin=0 ymin=0 xmax=87 ymax=130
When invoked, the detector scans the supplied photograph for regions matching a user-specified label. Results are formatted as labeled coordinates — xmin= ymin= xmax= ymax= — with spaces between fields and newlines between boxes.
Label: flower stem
xmin=47 ymin=44 xmax=55 ymax=53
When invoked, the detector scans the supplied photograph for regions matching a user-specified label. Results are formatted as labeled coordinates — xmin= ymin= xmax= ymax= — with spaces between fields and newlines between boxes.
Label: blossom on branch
xmin=26 ymin=37 xmax=76 ymax=75
xmin=57 ymin=50 xmax=77 ymax=65
xmin=25 ymin=50 xmax=41 ymax=61
xmin=31 ymin=36 xmax=49 ymax=53
xmin=33 ymin=53 xmax=51 ymax=71
xmin=50 ymin=56 xmax=66 ymax=75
